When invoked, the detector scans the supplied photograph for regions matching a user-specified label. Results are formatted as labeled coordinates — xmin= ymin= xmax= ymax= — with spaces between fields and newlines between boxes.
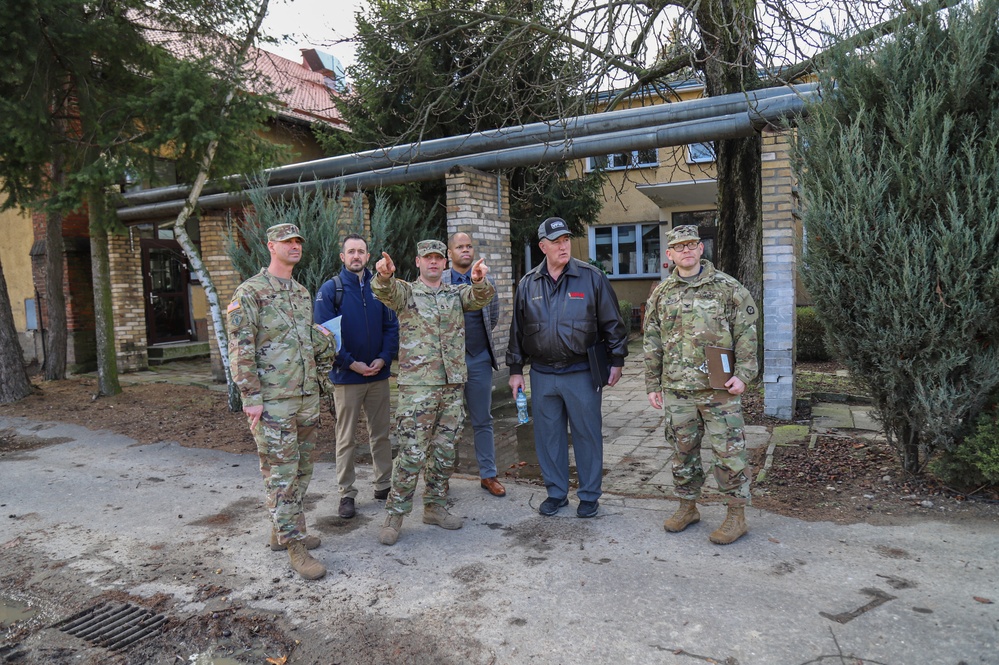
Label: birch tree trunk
xmin=172 ymin=0 xmax=269 ymax=413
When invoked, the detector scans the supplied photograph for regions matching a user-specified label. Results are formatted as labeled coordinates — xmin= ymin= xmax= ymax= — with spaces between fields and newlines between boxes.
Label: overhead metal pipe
xmin=117 ymin=89 xmax=816 ymax=222
xmin=117 ymin=83 xmax=818 ymax=208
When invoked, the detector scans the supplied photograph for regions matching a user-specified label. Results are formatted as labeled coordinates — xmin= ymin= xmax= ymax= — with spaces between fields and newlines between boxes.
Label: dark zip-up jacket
xmin=314 ymin=267 xmax=399 ymax=385
xmin=506 ymin=257 xmax=628 ymax=374
xmin=443 ymin=269 xmax=501 ymax=370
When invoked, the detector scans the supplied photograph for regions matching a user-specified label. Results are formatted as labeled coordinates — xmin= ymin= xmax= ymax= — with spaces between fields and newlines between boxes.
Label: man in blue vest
xmin=314 ymin=233 xmax=399 ymax=519
xmin=443 ymin=232 xmax=505 ymax=497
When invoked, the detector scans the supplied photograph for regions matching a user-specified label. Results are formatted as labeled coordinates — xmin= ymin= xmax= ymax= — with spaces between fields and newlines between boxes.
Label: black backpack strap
xmin=332 ymin=274 xmax=344 ymax=313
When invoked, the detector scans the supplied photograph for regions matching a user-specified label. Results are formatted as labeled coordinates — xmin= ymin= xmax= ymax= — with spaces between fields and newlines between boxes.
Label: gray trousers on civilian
xmin=529 ymin=368 xmax=604 ymax=503
xmin=464 ymin=348 xmax=497 ymax=479
xmin=333 ymin=380 xmax=393 ymax=499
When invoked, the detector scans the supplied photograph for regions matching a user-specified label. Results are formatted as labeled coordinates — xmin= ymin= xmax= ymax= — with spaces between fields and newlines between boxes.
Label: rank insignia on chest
xmin=569 ymin=292 xmax=585 ymax=299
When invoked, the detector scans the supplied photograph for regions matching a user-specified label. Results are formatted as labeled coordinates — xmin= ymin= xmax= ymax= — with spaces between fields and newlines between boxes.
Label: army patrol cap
xmin=666 ymin=225 xmax=700 ymax=247
xmin=416 ymin=239 xmax=447 ymax=257
xmin=267 ymin=223 xmax=305 ymax=242
xmin=538 ymin=216 xmax=571 ymax=240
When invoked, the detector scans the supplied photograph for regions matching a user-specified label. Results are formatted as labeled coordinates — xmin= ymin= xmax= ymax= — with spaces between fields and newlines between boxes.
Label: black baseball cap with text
xmin=537 ymin=217 xmax=571 ymax=241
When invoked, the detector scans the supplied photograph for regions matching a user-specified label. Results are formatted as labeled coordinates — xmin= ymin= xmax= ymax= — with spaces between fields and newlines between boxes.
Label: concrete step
xmin=147 ymin=341 xmax=210 ymax=365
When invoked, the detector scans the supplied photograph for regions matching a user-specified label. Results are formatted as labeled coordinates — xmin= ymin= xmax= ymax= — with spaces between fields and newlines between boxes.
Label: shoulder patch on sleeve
xmin=314 ymin=323 xmax=332 ymax=337
xmin=227 ymin=300 xmax=241 ymax=313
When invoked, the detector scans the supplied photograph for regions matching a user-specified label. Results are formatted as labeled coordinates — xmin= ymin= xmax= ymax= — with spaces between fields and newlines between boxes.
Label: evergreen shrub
xmin=796 ymin=306 xmax=830 ymax=362
xmin=226 ymin=180 xmax=439 ymax=292
xmin=930 ymin=399 xmax=999 ymax=489
xmin=619 ymin=300 xmax=633 ymax=337
xmin=793 ymin=0 xmax=999 ymax=475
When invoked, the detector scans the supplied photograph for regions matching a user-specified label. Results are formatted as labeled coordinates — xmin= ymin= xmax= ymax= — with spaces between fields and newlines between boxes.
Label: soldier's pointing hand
xmin=376 ymin=252 xmax=395 ymax=279
xmin=471 ymin=257 xmax=489 ymax=283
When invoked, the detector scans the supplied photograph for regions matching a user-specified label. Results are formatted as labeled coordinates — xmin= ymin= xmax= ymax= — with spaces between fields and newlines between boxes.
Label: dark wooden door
xmin=141 ymin=240 xmax=192 ymax=344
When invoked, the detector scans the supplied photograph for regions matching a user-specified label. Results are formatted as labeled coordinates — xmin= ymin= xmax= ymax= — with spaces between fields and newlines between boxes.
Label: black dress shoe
xmin=538 ymin=496 xmax=568 ymax=516
xmin=577 ymin=500 xmax=599 ymax=518
xmin=373 ymin=487 xmax=390 ymax=501
xmin=338 ymin=496 xmax=356 ymax=519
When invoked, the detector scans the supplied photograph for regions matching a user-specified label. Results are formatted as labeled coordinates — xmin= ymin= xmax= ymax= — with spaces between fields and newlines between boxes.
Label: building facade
xmin=5 ymin=48 xmax=348 ymax=373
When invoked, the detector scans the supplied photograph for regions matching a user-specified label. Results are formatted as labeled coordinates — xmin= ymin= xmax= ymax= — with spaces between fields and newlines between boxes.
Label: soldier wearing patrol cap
xmin=372 ymin=239 xmax=495 ymax=545
xmin=643 ymin=224 xmax=759 ymax=545
xmin=227 ymin=223 xmax=336 ymax=580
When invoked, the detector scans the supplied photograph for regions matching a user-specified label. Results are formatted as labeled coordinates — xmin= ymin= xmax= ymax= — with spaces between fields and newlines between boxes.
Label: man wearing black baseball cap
xmin=506 ymin=217 xmax=628 ymax=518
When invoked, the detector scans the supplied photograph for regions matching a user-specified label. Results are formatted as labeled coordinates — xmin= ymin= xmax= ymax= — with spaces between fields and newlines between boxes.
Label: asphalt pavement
xmin=0 ymin=352 xmax=996 ymax=663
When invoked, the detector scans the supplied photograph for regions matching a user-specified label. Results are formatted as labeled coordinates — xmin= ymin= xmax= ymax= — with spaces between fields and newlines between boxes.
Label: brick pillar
xmin=342 ymin=191 xmax=369 ymax=232
xmin=445 ymin=166 xmax=513 ymax=370
xmin=201 ymin=210 xmax=243 ymax=382
xmin=761 ymin=128 xmax=796 ymax=420
xmin=108 ymin=228 xmax=148 ymax=372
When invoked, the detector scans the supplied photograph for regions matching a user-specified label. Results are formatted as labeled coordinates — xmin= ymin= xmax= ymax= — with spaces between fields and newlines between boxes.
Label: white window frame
xmin=586 ymin=148 xmax=659 ymax=172
xmin=686 ymin=141 xmax=715 ymax=164
xmin=588 ymin=223 xmax=661 ymax=279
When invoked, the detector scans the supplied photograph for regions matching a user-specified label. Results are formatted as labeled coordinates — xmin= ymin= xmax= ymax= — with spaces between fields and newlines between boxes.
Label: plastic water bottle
xmin=516 ymin=388 xmax=530 ymax=425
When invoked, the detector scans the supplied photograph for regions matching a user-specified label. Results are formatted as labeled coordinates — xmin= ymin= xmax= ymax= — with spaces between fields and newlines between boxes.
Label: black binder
xmin=588 ymin=342 xmax=611 ymax=390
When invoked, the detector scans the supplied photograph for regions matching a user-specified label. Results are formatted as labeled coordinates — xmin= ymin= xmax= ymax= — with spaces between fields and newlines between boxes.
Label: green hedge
xmin=619 ymin=300 xmax=633 ymax=337
xmin=931 ymin=400 xmax=999 ymax=489
xmin=796 ymin=306 xmax=830 ymax=362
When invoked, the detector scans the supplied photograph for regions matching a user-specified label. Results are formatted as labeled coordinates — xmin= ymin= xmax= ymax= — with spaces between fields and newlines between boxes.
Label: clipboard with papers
xmin=705 ymin=346 xmax=735 ymax=390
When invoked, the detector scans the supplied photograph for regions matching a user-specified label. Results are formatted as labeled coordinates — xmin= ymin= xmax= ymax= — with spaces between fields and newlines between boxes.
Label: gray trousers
xmin=463 ymin=348 xmax=497 ymax=479
xmin=529 ymin=368 xmax=604 ymax=503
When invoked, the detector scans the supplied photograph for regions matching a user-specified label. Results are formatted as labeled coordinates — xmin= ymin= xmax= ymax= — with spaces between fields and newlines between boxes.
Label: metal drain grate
xmin=53 ymin=602 xmax=167 ymax=650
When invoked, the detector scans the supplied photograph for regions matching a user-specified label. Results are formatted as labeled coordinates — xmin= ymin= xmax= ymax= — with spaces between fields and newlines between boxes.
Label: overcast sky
xmin=260 ymin=0 xmax=362 ymax=68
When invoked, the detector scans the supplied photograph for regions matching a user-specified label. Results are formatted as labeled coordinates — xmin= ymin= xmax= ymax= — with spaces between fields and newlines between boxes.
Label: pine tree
xmin=319 ymin=0 xmax=604 ymax=276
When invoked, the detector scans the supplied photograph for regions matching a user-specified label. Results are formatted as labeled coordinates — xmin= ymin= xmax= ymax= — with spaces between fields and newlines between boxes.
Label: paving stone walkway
xmin=112 ymin=347 xmax=883 ymax=501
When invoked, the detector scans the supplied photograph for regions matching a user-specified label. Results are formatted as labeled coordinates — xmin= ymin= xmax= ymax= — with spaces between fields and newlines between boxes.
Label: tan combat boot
xmin=709 ymin=505 xmax=748 ymax=545
xmin=270 ymin=528 xmax=320 ymax=552
xmin=663 ymin=499 xmax=700 ymax=532
xmin=287 ymin=540 xmax=326 ymax=580
xmin=380 ymin=514 xmax=404 ymax=545
xmin=423 ymin=504 xmax=463 ymax=530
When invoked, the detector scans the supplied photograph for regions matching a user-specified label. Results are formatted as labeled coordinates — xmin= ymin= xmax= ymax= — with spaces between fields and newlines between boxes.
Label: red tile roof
xmin=245 ymin=47 xmax=345 ymax=127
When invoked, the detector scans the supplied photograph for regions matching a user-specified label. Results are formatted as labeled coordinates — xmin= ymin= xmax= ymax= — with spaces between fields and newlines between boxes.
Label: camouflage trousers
xmin=251 ymin=393 xmax=321 ymax=545
xmin=385 ymin=384 xmax=465 ymax=516
xmin=662 ymin=389 xmax=750 ymax=505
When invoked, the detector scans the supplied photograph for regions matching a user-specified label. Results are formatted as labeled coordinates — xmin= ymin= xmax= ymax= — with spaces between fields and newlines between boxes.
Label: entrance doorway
xmin=141 ymin=240 xmax=192 ymax=344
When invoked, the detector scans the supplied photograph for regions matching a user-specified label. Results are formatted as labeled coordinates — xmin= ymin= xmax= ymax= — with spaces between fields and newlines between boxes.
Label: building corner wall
xmin=761 ymin=129 xmax=796 ymax=420
xmin=445 ymin=166 xmax=513 ymax=365
xmin=201 ymin=211 xmax=243 ymax=383
xmin=108 ymin=228 xmax=148 ymax=372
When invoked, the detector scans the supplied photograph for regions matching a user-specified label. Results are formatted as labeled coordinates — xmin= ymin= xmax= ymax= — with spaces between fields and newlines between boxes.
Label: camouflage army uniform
xmin=644 ymin=259 xmax=759 ymax=505
xmin=228 ymin=268 xmax=336 ymax=545
xmin=372 ymin=272 xmax=495 ymax=516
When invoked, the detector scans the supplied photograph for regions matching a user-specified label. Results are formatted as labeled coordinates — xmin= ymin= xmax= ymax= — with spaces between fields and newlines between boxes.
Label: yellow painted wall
xmin=259 ymin=120 xmax=329 ymax=164
xmin=0 ymin=200 xmax=35 ymax=332
xmin=580 ymin=84 xmax=715 ymax=228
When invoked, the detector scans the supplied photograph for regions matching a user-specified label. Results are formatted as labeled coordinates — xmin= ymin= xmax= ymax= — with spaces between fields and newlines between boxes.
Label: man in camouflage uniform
xmin=227 ymin=223 xmax=336 ymax=579
xmin=372 ymin=239 xmax=495 ymax=546
xmin=644 ymin=225 xmax=759 ymax=545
